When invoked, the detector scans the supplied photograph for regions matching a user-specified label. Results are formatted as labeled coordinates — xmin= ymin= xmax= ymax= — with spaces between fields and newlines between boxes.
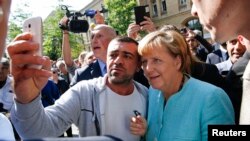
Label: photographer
xmin=60 ymin=10 xmax=106 ymax=80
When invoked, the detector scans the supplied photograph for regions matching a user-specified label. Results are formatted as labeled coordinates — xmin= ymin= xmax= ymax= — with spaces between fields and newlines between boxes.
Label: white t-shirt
xmin=0 ymin=113 xmax=15 ymax=140
xmin=100 ymin=85 xmax=146 ymax=141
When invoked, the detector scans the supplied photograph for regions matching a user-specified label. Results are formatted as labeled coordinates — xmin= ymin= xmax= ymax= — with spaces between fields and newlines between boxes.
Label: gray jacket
xmin=11 ymin=75 xmax=148 ymax=139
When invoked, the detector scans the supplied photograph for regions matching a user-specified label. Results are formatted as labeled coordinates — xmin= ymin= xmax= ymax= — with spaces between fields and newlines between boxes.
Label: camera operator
xmin=60 ymin=8 xmax=149 ymax=88
xmin=59 ymin=10 xmax=106 ymax=80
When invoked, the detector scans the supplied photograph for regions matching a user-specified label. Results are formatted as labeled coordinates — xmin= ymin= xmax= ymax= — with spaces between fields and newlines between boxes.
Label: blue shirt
xmin=41 ymin=80 xmax=61 ymax=107
xmin=146 ymin=77 xmax=234 ymax=141
xmin=98 ymin=59 xmax=106 ymax=76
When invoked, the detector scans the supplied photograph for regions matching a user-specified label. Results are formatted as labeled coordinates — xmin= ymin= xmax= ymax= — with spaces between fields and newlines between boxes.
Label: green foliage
xmin=43 ymin=6 xmax=85 ymax=60
xmin=7 ymin=2 xmax=31 ymax=43
xmin=43 ymin=7 xmax=64 ymax=60
xmin=7 ymin=22 xmax=22 ymax=43
xmin=104 ymin=0 xmax=137 ymax=35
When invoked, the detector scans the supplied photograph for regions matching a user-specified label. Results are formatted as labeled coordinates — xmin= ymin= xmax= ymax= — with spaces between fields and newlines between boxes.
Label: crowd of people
xmin=1 ymin=0 xmax=250 ymax=141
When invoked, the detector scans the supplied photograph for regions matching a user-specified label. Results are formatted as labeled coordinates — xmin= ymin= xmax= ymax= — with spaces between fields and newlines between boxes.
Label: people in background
xmin=83 ymin=51 xmax=96 ymax=66
xmin=0 ymin=0 xmax=15 ymax=140
xmin=0 ymin=58 xmax=14 ymax=113
xmin=191 ymin=0 xmax=250 ymax=125
xmin=185 ymin=30 xmax=209 ymax=62
xmin=216 ymin=38 xmax=246 ymax=76
xmin=206 ymin=42 xmax=228 ymax=64
xmin=70 ymin=24 xmax=117 ymax=86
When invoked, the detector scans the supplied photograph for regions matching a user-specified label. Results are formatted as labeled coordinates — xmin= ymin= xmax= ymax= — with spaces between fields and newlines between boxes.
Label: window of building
xmin=179 ymin=0 xmax=187 ymax=10
xmin=161 ymin=0 xmax=167 ymax=13
xmin=152 ymin=0 xmax=158 ymax=16
xmin=180 ymin=0 xmax=187 ymax=5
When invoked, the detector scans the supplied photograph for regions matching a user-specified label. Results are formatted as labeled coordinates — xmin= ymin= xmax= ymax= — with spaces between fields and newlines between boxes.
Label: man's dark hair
xmin=113 ymin=36 xmax=139 ymax=46
xmin=111 ymin=36 xmax=140 ymax=61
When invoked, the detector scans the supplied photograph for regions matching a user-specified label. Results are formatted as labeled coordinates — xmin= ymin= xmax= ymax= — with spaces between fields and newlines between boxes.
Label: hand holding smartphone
xmin=23 ymin=16 xmax=43 ymax=69
xmin=134 ymin=5 xmax=150 ymax=25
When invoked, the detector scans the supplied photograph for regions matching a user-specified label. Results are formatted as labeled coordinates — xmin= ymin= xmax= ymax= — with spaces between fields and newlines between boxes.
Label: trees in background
xmin=104 ymin=0 xmax=137 ymax=35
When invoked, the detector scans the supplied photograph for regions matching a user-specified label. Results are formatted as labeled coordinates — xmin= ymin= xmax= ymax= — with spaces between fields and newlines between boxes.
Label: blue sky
xmin=11 ymin=0 xmax=92 ymax=19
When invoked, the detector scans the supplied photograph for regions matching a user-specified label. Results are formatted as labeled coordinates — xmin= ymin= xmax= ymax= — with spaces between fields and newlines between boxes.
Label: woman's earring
xmin=0 ymin=6 xmax=3 ymax=23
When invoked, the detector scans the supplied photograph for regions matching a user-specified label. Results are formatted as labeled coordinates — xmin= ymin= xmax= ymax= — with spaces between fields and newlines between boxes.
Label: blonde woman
xmin=130 ymin=30 xmax=234 ymax=141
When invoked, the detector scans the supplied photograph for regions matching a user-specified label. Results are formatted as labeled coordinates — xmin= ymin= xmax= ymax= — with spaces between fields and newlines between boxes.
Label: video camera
xmin=59 ymin=5 xmax=108 ymax=33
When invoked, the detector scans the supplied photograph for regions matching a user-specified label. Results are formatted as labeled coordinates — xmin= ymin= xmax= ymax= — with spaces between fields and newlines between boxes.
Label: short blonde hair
xmin=138 ymin=30 xmax=192 ymax=74
xmin=92 ymin=24 xmax=117 ymax=40
xmin=78 ymin=51 xmax=88 ymax=64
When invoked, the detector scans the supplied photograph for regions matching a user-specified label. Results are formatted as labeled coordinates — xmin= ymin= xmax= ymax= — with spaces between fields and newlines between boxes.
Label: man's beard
xmin=108 ymin=72 xmax=133 ymax=85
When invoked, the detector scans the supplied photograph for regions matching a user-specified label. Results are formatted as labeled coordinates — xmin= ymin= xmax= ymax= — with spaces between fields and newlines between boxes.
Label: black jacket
xmin=191 ymin=61 xmax=227 ymax=91
xmin=225 ymin=51 xmax=250 ymax=124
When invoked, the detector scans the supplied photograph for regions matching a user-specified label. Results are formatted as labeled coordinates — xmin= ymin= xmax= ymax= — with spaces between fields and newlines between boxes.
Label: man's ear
xmin=175 ymin=55 xmax=182 ymax=71
xmin=237 ymin=35 xmax=244 ymax=45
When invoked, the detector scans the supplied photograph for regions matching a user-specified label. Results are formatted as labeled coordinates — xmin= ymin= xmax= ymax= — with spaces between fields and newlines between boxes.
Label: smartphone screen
xmin=23 ymin=16 xmax=43 ymax=69
xmin=134 ymin=5 xmax=150 ymax=25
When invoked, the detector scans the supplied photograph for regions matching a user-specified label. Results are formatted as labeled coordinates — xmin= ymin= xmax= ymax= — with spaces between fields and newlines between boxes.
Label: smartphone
xmin=134 ymin=5 xmax=150 ymax=25
xmin=23 ymin=16 xmax=43 ymax=69
xmin=133 ymin=110 xmax=141 ymax=117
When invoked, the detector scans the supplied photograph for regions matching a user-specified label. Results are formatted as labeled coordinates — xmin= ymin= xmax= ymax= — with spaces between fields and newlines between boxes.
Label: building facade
xmin=137 ymin=0 xmax=203 ymax=31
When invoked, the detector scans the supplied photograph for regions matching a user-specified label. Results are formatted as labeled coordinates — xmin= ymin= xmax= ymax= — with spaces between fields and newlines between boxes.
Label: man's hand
xmin=127 ymin=23 xmax=141 ymax=40
xmin=127 ymin=16 xmax=156 ymax=40
xmin=140 ymin=16 xmax=156 ymax=33
xmin=59 ymin=16 xmax=69 ymax=31
xmin=7 ymin=32 xmax=52 ymax=104
xmin=130 ymin=115 xmax=147 ymax=136
xmin=94 ymin=10 xmax=105 ymax=24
